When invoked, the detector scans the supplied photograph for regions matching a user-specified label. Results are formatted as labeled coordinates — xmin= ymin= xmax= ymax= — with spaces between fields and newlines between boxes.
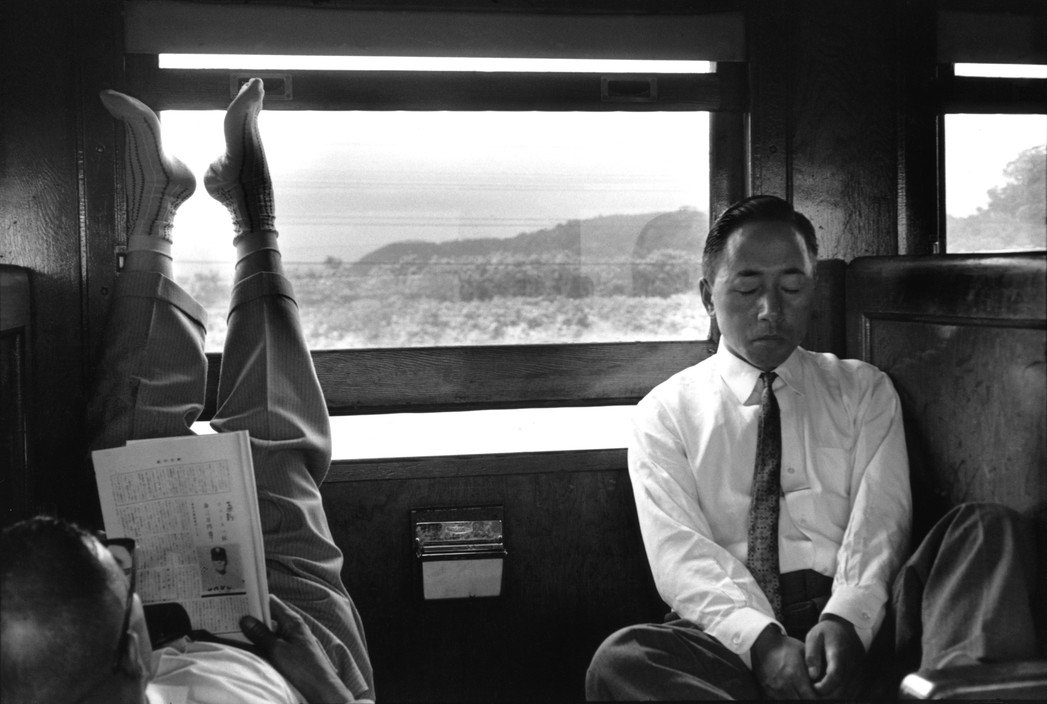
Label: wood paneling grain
xmin=323 ymin=454 xmax=664 ymax=702
xmin=789 ymin=0 xmax=899 ymax=261
xmin=79 ymin=0 xmax=124 ymax=363
xmin=870 ymin=320 xmax=1045 ymax=515
xmin=897 ymin=0 xmax=940 ymax=255
xmin=123 ymin=2 xmax=745 ymax=62
xmin=1 ymin=267 xmax=32 ymax=523
xmin=201 ymin=341 xmax=717 ymax=418
xmin=1 ymin=0 xmax=90 ymax=521
xmin=328 ymin=448 xmax=627 ymax=482
xmin=745 ymin=0 xmax=792 ymax=199
xmin=847 ymin=253 xmax=1047 ymax=541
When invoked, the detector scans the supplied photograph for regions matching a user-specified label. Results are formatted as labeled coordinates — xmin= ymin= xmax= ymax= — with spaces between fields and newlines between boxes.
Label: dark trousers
xmin=586 ymin=503 xmax=1039 ymax=701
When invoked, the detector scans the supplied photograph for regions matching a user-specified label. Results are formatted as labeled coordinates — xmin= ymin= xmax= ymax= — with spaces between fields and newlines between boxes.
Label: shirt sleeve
xmin=628 ymin=394 xmax=782 ymax=666
xmin=821 ymin=370 xmax=912 ymax=650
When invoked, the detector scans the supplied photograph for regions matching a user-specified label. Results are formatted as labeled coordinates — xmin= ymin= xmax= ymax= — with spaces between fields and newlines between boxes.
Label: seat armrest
xmin=900 ymin=661 xmax=1047 ymax=700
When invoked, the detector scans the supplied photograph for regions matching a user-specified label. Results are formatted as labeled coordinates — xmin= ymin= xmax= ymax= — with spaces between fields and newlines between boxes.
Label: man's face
xmin=700 ymin=220 xmax=816 ymax=371
xmin=213 ymin=558 xmax=228 ymax=575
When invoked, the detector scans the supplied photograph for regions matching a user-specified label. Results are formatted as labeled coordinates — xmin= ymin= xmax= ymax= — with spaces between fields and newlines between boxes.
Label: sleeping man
xmin=585 ymin=195 xmax=1041 ymax=700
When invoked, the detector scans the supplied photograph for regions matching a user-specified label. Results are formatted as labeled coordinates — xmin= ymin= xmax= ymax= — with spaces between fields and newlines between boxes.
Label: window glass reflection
xmin=164 ymin=110 xmax=712 ymax=350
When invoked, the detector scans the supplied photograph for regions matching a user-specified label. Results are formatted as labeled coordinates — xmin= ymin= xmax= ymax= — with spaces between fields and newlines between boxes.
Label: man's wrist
xmin=818 ymin=613 xmax=856 ymax=631
xmin=750 ymin=623 xmax=786 ymax=660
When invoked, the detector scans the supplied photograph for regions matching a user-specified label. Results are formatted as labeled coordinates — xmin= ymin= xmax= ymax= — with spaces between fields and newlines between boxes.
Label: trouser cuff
xmin=228 ymin=271 xmax=297 ymax=317
xmin=115 ymin=270 xmax=207 ymax=328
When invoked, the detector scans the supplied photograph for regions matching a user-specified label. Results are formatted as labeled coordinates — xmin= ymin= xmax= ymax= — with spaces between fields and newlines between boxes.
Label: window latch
xmin=230 ymin=73 xmax=293 ymax=101
xmin=601 ymin=76 xmax=657 ymax=103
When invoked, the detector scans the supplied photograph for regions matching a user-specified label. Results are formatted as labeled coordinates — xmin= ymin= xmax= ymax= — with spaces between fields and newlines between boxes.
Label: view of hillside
xmin=173 ymin=139 xmax=1045 ymax=352
xmin=177 ymin=208 xmax=711 ymax=350
xmin=947 ymin=144 xmax=1046 ymax=252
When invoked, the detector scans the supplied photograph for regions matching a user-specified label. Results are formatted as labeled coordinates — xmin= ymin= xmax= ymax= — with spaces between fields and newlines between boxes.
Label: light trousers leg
xmin=212 ymin=272 xmax=374 ymax=701
xmin=87 ymin=270 xmax=207 ymax=451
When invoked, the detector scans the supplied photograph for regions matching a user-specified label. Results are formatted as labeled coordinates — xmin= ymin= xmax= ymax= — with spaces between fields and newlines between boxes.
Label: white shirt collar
xmin=715 ymin=339 xmax=806 ymax=404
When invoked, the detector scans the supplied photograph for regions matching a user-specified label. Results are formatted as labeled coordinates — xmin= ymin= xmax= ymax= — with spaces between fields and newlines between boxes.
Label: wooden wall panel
xmin=789 ymin=0 xmax=900 ymax=261
xmin=324 ymin=452 xmax=664 ymax=702
xmin=805 ymin=258 xmax=846 ymax=357
xmin=745 ymin=0 xmax=792 ymax=199
xmin=1 ymin=0 xmax=89 ymax=520
xmin=897 ymin=0 xmax=940 ymax=255
xmin=747 ymin=0 xmax=901 ymax=259
xmin=870 ymin=320 xmax=1045 ymax=524
xmin=1 ymin=267 xmax=33 ymax=523
xmin=846 ymin=253 xmax=1047 ymax=541
xmin=124 ymin=1 xmax=745 ymax=62
xmin=79 ymin=0 xmax=125 ymax=365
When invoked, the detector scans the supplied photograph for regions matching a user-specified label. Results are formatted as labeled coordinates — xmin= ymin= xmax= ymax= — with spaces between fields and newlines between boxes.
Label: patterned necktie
xmin=747 ymin=371 xmax=783 ymax=620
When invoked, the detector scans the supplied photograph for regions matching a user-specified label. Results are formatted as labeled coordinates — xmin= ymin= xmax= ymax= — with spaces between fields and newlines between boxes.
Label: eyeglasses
xmin=101 ymin=538 xmax=137 ymax=672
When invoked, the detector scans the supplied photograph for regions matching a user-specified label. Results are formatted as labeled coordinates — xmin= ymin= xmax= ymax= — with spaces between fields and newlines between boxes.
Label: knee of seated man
xmin=952 ymin=501 xmax=1020 ymax=522
xmin=949 ymin=502 xmax=1029 ymax=540
xmin=588 ymin=626 xmax=651 ymax=680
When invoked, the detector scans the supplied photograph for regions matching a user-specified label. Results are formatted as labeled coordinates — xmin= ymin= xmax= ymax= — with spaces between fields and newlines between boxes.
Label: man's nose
xmin=757 ymin=290 xmax=783 ymax=321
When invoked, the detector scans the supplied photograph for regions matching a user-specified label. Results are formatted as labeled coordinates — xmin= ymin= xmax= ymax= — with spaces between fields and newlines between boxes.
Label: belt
xmin=779 ymin=569 xmax=832 ymax=639
xmin=663 ymin=568 xmax=832 ymax=640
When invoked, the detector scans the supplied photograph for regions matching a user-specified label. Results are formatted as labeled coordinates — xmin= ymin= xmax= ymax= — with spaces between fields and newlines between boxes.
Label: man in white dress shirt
xmin=585 ymin=196 xmax=1039 ymax=700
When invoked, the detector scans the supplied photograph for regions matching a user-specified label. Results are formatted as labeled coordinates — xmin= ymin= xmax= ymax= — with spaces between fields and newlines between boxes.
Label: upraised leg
xmin=88 ymin=91 xmax=207 ymax=452
xmin=205 ymin=78 xmax=374 ymax=700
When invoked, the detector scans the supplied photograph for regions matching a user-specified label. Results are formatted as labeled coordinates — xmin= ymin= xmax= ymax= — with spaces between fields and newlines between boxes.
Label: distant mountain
xmin=353 ymin=209 xmax=707 ymax=267
xmin=348 ymin=208 xmax=709 ymax=299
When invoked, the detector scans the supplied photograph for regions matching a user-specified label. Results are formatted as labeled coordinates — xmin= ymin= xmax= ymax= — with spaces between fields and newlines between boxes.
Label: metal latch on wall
xmin=601 ymin=76 xmax=658 ymax=102
xmin=230 ymin=73 xmax=293 ymax=100
xmin=413 ymin=506 xmax=506 ymax=600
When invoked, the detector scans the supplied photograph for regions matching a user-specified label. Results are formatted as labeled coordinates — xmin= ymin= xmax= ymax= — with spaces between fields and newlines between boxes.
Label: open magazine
xmin=92 ymin=431 xmax=269 ymax=640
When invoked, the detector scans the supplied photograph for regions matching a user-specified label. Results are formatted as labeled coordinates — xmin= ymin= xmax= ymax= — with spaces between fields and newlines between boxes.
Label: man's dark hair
xmin=1 ymin=516 xmax=124 ymax=703
xmin=702 ymin=195 xmax=818 ymax=280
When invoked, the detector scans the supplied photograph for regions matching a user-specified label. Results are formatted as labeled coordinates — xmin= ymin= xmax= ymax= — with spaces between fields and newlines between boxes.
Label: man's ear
xmin=699 ymin=278 xmax=714 ymax=317
xmin=117 ymin=628 xmax=149 ymax=680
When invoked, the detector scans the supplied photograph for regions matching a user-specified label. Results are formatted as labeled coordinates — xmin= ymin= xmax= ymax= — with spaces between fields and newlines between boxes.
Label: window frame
xmin=898 ymin=1 xmax=1046 ymax=255
xmin=936 ymin=65 xmax=1046 ymax=254
xmin=120 ymin=55 xmax=745 ymax=419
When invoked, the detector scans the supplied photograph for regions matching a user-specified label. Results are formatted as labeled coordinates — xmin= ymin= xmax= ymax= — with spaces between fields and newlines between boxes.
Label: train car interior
xmin=2 ymin=0 xmax=1046 ymax=700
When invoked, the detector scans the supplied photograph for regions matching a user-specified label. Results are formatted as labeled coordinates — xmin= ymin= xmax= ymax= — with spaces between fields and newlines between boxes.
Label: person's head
xmin=210 ymin=546 xmax=228 ymax=575
xmin=700 ymin=195 xmax=818 ymax=371
xmin=1 ymin=517 xmax=154 ymax=704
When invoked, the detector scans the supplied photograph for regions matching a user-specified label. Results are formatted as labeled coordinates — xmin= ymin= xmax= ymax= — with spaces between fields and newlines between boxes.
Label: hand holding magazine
xmin=92 ymin=430 xmax=269 ymax=640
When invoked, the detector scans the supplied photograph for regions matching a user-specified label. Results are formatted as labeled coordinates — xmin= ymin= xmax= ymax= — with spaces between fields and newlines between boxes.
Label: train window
xmin=162 ymin=59 xmax=716 ymax=459
xmin=944 ymin=113 xmax=1046 ymax=253
xmin=117 ymin=6 xmax=745 ymax=446
xmin=162 ymin=102 xmax=711 ymax=351
xmin=940 ymin=62 xmax=1046 ymax=253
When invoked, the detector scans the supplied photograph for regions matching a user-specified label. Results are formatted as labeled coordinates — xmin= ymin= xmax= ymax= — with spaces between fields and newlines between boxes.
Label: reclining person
xmin=585 ymin=196 xmax=1041 ymax=700
xmin=1 ymin=79 xmax=374 ymax=704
